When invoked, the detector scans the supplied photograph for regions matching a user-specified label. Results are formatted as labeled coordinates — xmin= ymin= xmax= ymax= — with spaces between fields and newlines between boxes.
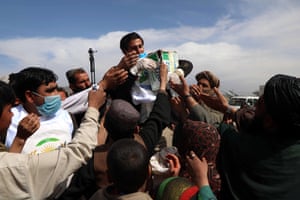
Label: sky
xmin=0 ymin=0 xmax=300 ymax=95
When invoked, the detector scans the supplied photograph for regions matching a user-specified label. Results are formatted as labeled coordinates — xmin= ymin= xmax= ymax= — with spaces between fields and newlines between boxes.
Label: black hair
xmin=120 ymin=32 xmax=144 ymax=54
xmin=107 ymin=138 xmax=149 ymax=194
xmin=9 ymin=67 xmax=58 ymax=103
xmin=0 ymin=80 xmax=16 ymax=115
xmin=264 ymin=74 xmax=300 ymax=132
xmin=65 ymin=67 xmax=87 ymax=84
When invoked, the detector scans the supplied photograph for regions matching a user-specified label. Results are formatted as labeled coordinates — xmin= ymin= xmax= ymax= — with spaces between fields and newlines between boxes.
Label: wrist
xmin=14 ymin=136 xmax=26 ymax=144
xmin=158 ymin=89 xmax=167 ymax=95
xmin=183 ymin=94 xmax=192 ymax=100
xmin=99 ymin=80 xmax=107 ymax=91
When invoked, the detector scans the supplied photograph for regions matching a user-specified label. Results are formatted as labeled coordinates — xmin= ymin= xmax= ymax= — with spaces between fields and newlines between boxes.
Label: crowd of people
xmin=0 ymin=31 xmax=300 ymax=200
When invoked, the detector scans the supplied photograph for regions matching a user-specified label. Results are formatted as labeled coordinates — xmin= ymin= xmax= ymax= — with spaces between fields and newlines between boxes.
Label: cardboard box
xmin=138 ymin=50 xmax=179 ymax=91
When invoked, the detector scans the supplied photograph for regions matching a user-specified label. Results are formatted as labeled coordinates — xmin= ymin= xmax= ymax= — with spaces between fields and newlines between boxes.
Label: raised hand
xmin=186 ymin=151 xmax=209 ymax=188
xmin=117 ymin=52 xmax=139 ymax=71
xmin=100 ymin=67 xmax=128 ymax=90
xmin=88 ymin=87 xmax=106 ymax=110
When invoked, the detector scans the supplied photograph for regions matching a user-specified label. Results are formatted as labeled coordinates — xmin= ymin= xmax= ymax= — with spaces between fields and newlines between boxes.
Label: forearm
xmin=197 ymin=185 xmax=217 ymax=200
xmin=30 ymin=107 xmax=100 ymax=198
xmin=8 ymin=137 xmax=26 ymax=153
xmin=140 ymin=92 xmax=171 ymax=154
xmin=62 ymin=88 xmax=90 ymax=114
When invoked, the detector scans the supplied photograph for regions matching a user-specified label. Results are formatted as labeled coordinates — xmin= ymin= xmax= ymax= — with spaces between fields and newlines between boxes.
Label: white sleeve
xmin=61 ymin=88 xmax=91 ymax=114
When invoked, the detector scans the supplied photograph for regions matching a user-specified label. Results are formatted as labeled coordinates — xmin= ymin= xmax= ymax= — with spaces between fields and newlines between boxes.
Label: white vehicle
xmin=229 ymin=96 xmax=259 ymax=109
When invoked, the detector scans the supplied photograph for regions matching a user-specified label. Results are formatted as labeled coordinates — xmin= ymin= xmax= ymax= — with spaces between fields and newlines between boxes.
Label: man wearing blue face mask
xmin=5 ymin=67 xmax=75 ymax=155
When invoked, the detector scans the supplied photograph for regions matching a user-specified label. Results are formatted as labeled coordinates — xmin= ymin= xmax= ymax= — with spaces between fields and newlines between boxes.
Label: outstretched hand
xmin=117 ymin=52 xmax=139 ymax=71
xmin=100 ymin=66 xmax=128 ymax=90
xmin=159 ymin=62 xmax=168 ymax=91
xmin=186 ymin=151 xmax=209 ymax=188
xmin=166 ymin=153 xmax=181 ymax=177
xmin=88 ymin=87 xmax=106 ymax=109
xmin=199 ymin=87 xmax=230 ymax=113
xmin=170 ymin=75 xmax=190 ymax=97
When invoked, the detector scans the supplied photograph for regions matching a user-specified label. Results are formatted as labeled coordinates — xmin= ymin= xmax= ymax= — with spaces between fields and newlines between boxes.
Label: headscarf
xmin=195 ymin=71 xmax=220 ymax=88
xmin=176 ymin=119 xmax=221 ymax=196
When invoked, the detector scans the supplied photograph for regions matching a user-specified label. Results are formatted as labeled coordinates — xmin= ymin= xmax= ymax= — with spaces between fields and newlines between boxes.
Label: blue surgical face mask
xmin=32 ymin=92 xmax=61 ymax=117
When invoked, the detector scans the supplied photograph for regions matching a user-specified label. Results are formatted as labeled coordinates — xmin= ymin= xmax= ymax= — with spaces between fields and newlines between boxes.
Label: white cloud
xmin=0 ymin=0 xmax=300 ymax=95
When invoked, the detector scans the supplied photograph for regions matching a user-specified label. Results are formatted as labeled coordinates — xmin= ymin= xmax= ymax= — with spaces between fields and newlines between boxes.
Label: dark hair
xmin=107 ymin=139 xmax=149 ymax=194
xmin=9 ymin=67 xmax=57 ymax=103
xmin=264 ymin=74 xmax=300 ymax=131
xmin=65 ymin=67 xmax=87 ymax=84
xmin=57 ymin=87 xmax=69 ymax=98
xmin=0 ymin=80 xmax=16 ymax=115
xmin=120 ymin=32 xmax=144 ymax=54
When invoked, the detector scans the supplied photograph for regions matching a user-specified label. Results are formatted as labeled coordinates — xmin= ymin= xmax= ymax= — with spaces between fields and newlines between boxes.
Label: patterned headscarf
xmin=177 ymin=119 xmax=221 ymax=196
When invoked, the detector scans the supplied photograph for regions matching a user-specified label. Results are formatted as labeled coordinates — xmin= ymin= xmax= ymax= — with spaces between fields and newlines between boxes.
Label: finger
xmin=186 ymin=150 xmax=198 ymax=160
xmin=201 ymin=157 xmax=207 ymax=165
xmin=166 ymin=153 xmax=180 ymax=168
xmin=179 ymin=75 xmax=186 ymax=86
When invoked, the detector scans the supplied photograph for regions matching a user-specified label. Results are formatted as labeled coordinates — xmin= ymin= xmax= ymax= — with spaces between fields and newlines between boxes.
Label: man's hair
xmin=0 ymin=80 xmax=15 ymax=115
xmin=65 ymin=68 xmax=87 ymax=84
xmin=107 ymin=138 xmax=149 ymax=194
xmin=195 ymin=70 xmax=220 ymax=88
xmin=9 ymin=67 xmax=57 ymax=103
xmin=120 ymin=32 xmax=144 ymax=54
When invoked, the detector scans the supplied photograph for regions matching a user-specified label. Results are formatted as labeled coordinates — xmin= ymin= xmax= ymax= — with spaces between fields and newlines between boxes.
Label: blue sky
xmin=1 ymin=0 xmax=300 ymax=95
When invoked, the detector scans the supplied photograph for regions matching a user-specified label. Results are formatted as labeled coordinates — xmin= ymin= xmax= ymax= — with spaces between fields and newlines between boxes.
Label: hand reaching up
xmin=186 ymin=151 xmax=209 ymax=188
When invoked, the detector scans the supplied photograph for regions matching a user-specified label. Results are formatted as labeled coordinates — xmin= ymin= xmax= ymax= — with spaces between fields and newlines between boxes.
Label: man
xmin=110 ymin=32 xmax=193 ymax=105
xmin=5 ymin=67 xmax=74 ymax=154
xmin=172 ymin=74 xmax=300 ymax=200
xmin=0 ymin=79 xmax=107 ymax=199
xmin=89 ymin=139 xmax=153 ymax=200
xmin=217 ymin=74 xmax=300 ymax=200
xmin=66 ymin=67 xmax=91 ymax=94
xmin=58 ymin=58 xmax=171 ymax=200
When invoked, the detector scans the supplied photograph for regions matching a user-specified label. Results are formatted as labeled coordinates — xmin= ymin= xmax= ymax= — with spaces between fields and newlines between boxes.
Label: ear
xmin=25 ymin=90 xmax=35 ymax=103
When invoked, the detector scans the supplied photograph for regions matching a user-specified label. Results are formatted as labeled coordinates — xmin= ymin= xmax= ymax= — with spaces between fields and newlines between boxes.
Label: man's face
xmin=71 ymin=72 xmax=91 ymax=93
xmin=31 ymin=81 xmax=58 ymax=106
xmin=197 ymin=78 xmax=212 ymax=95
xmin=0 ymin=104 xmax=13 ymax=134
xmin=126 ymin=39 xmax=144 ymax=54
